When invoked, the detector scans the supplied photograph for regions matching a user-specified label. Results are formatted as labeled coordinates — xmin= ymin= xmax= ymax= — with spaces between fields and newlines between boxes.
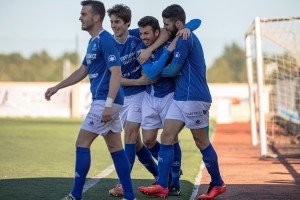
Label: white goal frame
xmin=245 ymin=17 xmax=300 ymax=157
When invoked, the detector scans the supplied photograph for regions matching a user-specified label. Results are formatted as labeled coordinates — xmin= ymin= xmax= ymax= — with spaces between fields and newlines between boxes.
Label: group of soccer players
xmin=44 ymin=1 xmax=226 ymax=200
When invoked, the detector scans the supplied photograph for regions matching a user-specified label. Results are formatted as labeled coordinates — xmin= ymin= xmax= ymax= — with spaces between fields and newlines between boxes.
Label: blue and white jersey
xmin=172 ymin=32 xmax=212 ymax=103
xmin=137 ymin=40 xmax=175 ymax=98
xmin=82 ymin=29 xmax=124 ymax=105
xmin=116 ymin=28 xmax=145 ymax=96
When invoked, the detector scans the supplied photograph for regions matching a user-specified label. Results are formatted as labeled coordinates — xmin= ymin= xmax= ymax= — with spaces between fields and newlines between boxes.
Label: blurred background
xmin=0 ymin=0 xmax=299 ymax=126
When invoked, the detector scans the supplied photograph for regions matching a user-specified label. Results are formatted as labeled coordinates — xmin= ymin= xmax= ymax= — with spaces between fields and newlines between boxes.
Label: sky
xmin=0 ymin=0 xmax=299 ymax=67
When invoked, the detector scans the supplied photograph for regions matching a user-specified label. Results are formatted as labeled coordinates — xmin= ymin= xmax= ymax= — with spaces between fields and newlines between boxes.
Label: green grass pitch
xmin=0 ymin=118 xmax=214 ymax=200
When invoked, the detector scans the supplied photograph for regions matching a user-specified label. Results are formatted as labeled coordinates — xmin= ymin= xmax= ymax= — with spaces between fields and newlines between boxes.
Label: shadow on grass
xmin=2 ymin=177 xmax=300 ymax=200
xmin=0 ymin=178 xmax=195 ymax=200
xmin=196 ymin=183 xmax=300 ymax=200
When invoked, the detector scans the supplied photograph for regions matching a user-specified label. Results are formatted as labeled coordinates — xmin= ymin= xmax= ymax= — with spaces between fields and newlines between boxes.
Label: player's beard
xmin=142 ymin=37 xmax=155 ymax=46
xmin=82 ymin=24 xmax=90 ymax=31
xmin=142 ymin=39 xmax=150 ymax=46
xmin=81 ymin=24 xmax=88 ymax=31
xmin=81 ymin=21 xmax=93 ymax=31
xmin=169 ymin=25 xmax=178 ymax=38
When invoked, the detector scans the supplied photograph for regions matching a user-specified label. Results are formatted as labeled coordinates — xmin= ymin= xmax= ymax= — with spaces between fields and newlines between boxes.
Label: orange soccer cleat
xmin=198 ymin=182 xmax=226 ymax=200
xmin=138 ymin=184 xmax=168 ymax=198
xmin=109 ymin=183 xmax=123 ymax=197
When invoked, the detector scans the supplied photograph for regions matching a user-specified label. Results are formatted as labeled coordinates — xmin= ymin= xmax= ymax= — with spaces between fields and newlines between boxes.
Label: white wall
xmin=0 ymin=82 xmax=72 ymax=118
xmin=0 ymin=82 xmax=251 ymax=123
xmin=209 ymin=83 xmax=250 ymax=123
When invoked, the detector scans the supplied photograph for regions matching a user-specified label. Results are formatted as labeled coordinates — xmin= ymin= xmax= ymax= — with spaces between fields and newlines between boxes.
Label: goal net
xmin=245 ymin=17 xmax=300 ymax=156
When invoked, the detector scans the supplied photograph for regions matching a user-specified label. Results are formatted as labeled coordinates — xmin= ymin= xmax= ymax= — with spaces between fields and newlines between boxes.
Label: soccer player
xmin=106 ymin=4 xmax=167 ymax=197
xmin=44 ymin=1 xmax=135 ymax=200
xmin=106 ymin=4 xmax=201 ymax=197
xmin=138 ymin=4 xmax=227 ymax=199
xmin=136 ymin=16 xmax=199 ymax=196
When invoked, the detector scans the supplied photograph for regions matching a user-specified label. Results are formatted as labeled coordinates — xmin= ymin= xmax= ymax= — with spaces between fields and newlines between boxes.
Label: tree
xmin=0 ymin=51 xmax=80 ymax=82
xmin=207 ymin=43 xmax=247 ymax=83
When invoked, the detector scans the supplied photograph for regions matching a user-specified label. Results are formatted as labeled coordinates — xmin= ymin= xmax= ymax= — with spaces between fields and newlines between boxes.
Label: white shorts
xmin=165 ymin=100 xmax=211 ymax=129
xmin=81 ymin=100 xmax=122 ymax=136
xmin=120 ymin=91 xmax=145 ymax=127
xmin=141 ymin=92 xmax=174 ymax=130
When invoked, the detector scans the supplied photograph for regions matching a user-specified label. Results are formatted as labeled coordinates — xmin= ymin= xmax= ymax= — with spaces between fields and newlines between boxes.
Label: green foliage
xmin=207 ymin=43 xmax=247 ymax=83
xmin=0 ymin=51 xmax=80 ymax=82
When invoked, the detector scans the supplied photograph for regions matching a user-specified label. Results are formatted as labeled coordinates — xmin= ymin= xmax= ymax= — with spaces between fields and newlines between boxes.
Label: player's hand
xmin=176 ymin=28 xmax=191 ymax=40
xmin=45 ymin=86 xmax=58 ymax=101
xmin=101 ymin=107 xmax=112 ymax=123
xmin=138 ymin=73 xmax=157 ymax=85
xmin=168 ymin=36 xmax=179 ymax=52
xmin=137 ymin=48 xmax=151 ymax=64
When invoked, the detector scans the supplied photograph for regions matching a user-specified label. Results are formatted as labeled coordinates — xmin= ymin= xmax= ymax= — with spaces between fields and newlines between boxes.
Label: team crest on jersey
xmin=174 ymin=52 xmax=180 ymax=58
xmin=108 ymin=55 xmax=116 ymax=62
xmin=92 ymin=43 xmax=97 ymax=51
xmin=131 ymin=41 xmax=137 ymax=49
xmin=88 ymin=120 xmax=94 ymax=126
xmin=89 ymin=73 xmax=98 ymax=79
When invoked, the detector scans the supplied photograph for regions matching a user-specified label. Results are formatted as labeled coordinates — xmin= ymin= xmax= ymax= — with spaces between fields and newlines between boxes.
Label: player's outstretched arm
xmin=186 ymin=19 xmax=201 ymax=31
xmin=160 ymin=37 xmax=184 ymax=77
xmin=141 ymin=36 xmax=179 ymax=80
xmin=177 ymin=19 xmax=201 ymax=40
xmin=121 ymin=76 xmax=154 ymax=86
xmin=102 ymin=66 xmax=121 ymax=123
xmin=44 ymin=65 xmax=88 ymax=101
xmin=142 ymin=48 xmax=172 ymax=80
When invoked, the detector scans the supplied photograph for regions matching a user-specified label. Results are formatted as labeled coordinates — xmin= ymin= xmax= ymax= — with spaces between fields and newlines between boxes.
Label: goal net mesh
xmin=247 ymin=17 xmax=300 ymax=146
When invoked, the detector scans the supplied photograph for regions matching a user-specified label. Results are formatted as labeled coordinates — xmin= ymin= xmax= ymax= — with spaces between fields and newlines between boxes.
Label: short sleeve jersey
xmin=82 ymin=30 xmax=124 ymax=105
xmin=172 ymin=32 xmax=212 ymax=103
xmin=136 ymin=40 xmax=175 ymax=98
xmin=116 ymin=29 xmax=145 ymax=96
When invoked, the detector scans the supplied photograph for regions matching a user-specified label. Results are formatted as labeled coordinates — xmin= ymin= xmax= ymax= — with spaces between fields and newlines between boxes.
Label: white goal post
xmin=245 ymin=17 xmax=300 ymax=157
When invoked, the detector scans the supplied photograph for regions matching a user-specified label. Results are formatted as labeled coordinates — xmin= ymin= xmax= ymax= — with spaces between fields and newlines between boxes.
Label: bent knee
xmin=143 ymin=139 xmax=156 ymax=149
xmin=195 ymin=140 xmax=210 ymax=150
xmin=161 ymin=131 xmax=176 ymax=144
xmin=76 ymin=137 xmax=91 ymax=148
xmin=124 ymin=127 xmax=140 ymax=140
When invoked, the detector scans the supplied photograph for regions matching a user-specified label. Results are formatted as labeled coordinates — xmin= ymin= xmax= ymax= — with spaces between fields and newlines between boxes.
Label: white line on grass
xmin=189 ymin=127 xmax=216 ymax=200
xmin=189 ymin=161 xmax=205 ymax=200
xmin=83 ymin=164 xmax=115 ymax=193
xmin=61 ymin=164 xmax=115 ymax=200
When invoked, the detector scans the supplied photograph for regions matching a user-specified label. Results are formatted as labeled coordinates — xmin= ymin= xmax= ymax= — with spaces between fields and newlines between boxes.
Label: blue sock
xmin=136 ymin=145 xmax=158 ymax=177
xmin=71 ymin=147 xmax=91 ymax=200
xmin=111 ymin=150 xmax=135 ymax=200
xmin=149 ymin=141 xmax=160 ymax=160
xmin=157 ymin=144 xmax=173 ymax=188
xmin=200 ymin=143 xmax=223 ymax=186
xmin=125 ymin=144 xmax=136 ymax=171
xmin=170 ymin=142 xmax=181 ymax=186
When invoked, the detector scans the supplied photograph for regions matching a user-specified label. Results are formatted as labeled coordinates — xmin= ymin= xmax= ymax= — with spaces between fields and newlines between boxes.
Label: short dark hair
xmin=162 ymin=4 xmax=186 ymax=24
xmin=81 ymin=0 xmax=105 ymax=21
xmin=107 ymin=4 xmax=132 ymax=24
xmin=138 ymin=16 xmax=160 ymax=32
